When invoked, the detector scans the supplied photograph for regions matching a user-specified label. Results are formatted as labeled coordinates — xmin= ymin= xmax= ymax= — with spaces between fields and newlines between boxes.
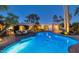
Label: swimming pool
xmin=2 ymin=32 xmax=78 ymax=53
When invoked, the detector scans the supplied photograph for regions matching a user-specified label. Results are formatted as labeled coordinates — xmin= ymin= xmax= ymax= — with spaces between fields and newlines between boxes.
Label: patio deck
xmin=68 ymin=35 xmax=79 ymax=53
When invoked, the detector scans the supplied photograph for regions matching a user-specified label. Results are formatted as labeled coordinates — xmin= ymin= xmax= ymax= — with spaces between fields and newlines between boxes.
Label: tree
xmin=69 ymin=14 xmax=72 ymax=21
xmin=0 ymin=13 xmax=19 ymax=35
xmin=0 ymin=15 xmax=5 ymax=20
xmin=5 ymin=13 xmax=19 ymax=25
xmin=25 ymin=13 xmax=40 ymax=24
xmin=53 ymin=15 xmax=58 ymax=23
xmin=0 ymin=5 xmax=8 ymax=11
xmin=64 ymin=5 xmax=70 ymax=34
xmin=74 ymin=7 xmax=79 ymax=16
xmin=59 ymin=16 xmax=64 ymax=21
xmin=53 ymin=15 xmax=64 ymax=24
xmin=72 ymin=7 xmax=79 ymax=34
xmin=72 ymin=22 xmax=79 ymax=34
xmin=0 ymin=5 xmax=8 ymax=24
xmin=0 ymin=5 xmax=8 ymax=35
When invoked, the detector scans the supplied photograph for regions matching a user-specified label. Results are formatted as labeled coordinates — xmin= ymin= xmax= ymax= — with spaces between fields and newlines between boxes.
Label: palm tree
xmin=64 ymin=5 xmax=70 ymax=34
xmin=0 ymin=5 xmax=8 ymax=11
xmin=74 ymin=7 xmax=79 ymax=16
xmin=69 ymin=14 xmax=72 ymax=21
xmin=73 ymin=7 xmax=79 ymax=34
xmin=25 ymin=13 xmax=40 ymax=25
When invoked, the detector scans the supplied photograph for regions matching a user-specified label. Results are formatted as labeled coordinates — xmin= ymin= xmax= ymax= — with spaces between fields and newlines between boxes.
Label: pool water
xmin=2 ymin=32 xmax=78 ymax=53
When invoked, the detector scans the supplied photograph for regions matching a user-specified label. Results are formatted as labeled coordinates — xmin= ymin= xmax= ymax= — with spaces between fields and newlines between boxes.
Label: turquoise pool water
xmin=2 ymin=32 xmax=78 ymax=53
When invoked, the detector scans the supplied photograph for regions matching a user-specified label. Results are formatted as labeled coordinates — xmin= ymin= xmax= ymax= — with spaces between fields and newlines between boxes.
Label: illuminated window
xmin=19 ymin=26 xmax=25 ymax=31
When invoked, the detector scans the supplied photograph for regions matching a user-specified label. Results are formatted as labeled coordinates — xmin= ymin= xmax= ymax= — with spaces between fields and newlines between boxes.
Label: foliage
xmin=25 ymin=13 xmax=40 ymax=24
xmin=72 ymin=22 xmax=79 ymax=34
xmin=74 ymin=7 xmax=79 ymax=16
xmin=5 ymin=13 xmax=19 ymax=25
xmin=53 ymin=15 xmax=64 ymax=23
xmin=0 ymin=5 xmax=8 ymax=11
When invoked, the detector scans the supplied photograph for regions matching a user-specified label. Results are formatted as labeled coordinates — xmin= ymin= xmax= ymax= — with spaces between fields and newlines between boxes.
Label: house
xmin=52 ymin=24 xmax=61 ymax=33
xmin=30 ymin=24 xmax=61 ymax=33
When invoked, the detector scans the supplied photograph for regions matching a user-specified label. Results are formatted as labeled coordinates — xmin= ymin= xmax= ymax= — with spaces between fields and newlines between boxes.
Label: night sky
xmin=1 ymin=5 xmax=79 ymax=24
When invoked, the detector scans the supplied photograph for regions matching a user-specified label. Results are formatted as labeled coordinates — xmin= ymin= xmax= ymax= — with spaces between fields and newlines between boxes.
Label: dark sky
xmin=1 ymin=5 xmax=79 ymax=24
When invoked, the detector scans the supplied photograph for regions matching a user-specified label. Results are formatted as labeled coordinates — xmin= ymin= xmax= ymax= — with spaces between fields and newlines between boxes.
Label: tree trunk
xmin=64 ymin=5 xmax=70 ymax=34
